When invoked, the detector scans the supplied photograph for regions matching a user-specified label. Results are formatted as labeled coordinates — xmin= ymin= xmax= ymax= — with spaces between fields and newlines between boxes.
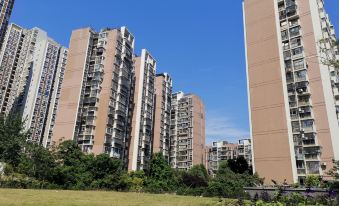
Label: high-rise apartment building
xmin=128 ymin=49 xmax=156 ymax=171
xmin=244 ymin=0 xmax=339 ymax=184
xmin=42 ymin=47 xmax=68 ymax=147
xmin=53 ymin=27 xmax=135 ymax=160
xmin=206 ymin=139 xmax=252 ymax=175
xmin=0 ymin=0 xmax=15 ymax=49
xmin=207 ymin=141 xmax=238 ymax=174
xmin=169 ymin=91 xmax=184 ymax=167
xmin=0 ymin=23 xmax=67 ymax=145
xmin=237 ymin=139 xmax=252 ymax=167
xmin=153 ymin=73 xmax=172 ymax=161
xmin=169 ymin=92 xmax=206 ymax=170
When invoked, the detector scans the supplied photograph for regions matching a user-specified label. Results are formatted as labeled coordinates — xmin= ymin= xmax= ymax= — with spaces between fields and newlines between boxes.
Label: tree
xmin=227 ymin=156 xmax=251 ymax=174
xmin=52 ymin=140 xmax=92 ymax=189
xmin=18 ymin=143 xmax=56 ymax=182
xmin=176 ymin=164 xmax=209 ymax=196
xmin=146 ymin=153 xmax=177 ymax=193
xmin=181 ymin=164 xmax=209 ymax=188
xmin=0 ymin=114 xmax=30 ymax=167
xmin=328 ymin=160 xmax=339 ymax=190
xmin=89 ymin=154 xmax=124 ymax=190
xmin=205 ymin=161 xmax=261 ymax=198
xmin=305 ymin=175 xmax=320 ymax=188
xmin=89 ymin=154 xmax=123 ymax=180
xmin=128 ymin=170 xmax=145 ymax=192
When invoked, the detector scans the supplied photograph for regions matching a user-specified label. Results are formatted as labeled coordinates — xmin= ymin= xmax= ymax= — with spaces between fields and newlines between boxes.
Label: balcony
xmin=298 ymin=100 xmax=311 ymax=107
xmin=300 ymin=126 xmax=315 ymax=133
xmin=333 ymin=88 xmax=339 ymax=98
xmin=296 ymin=82 xmax=310 ymax=95
xmin=286 ymin=5 xmax=298 ymax=17
xmin=295 ymin=154 xmax=304 ymax=160
xmin=299 ymin=107 xmax=312 ymax=120
xmin=283 ymin=51 xmax=291 ymax=60
xmin=279 ymin=10 xmax=287 ymax=21
xmin=294 ymin=75 xmax=308 ymax=83
xmin=283 ymin=44 xmax=290 ymax=51
xmin=292 ymin=127 xmax=300 ymax=134
xmin=331 ymin=76 xmax=339 ymax=85
xmin=297 ymin=168 xmax=306 ymax=175
xmin=287 ymin=84 xmax=296 ymax=95
xmin=289 ymin=101 xmax=297 ymax=108
xmin=304 ymin=154 xmax=319 ymax=161
xmin=286 ymin=77 xmax=294 ymax=84
xmin=303 ymin=139 xmax=317 ymax=147
xmin=285 ymin=63 xmax=293 ymax=72
xmin=290 ymin=114 xmax=299 ymax=120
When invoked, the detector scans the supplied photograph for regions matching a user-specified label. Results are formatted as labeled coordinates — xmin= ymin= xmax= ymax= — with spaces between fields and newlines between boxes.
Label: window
xmin=281 ymin=30 xmax=289 ymax=40
xmin=283 ymin=42 xmax=290 ymax=50
xmin=289 ymin=26 xmax=300 ymax=37
xmin=292 ymin=47 xmax=303 ymax=56
xmin=302 ymin=120 xmax=313 ymax=128
xmin=290 ymin=38 xmax=301 ymax=48
xmin=289 ymin=19 xmax=299 ymax=27
xmin=293 ymin=59 xmax=305 ymax=70
xmin=295 ymin=70 xmax=307 ymax=78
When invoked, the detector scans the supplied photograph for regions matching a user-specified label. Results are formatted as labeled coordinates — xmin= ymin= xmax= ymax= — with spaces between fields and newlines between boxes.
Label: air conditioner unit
xmin=297 ymin=88 xmax=304 ymax=93
xmin=300 ymin=128 xmax=305 ymax=133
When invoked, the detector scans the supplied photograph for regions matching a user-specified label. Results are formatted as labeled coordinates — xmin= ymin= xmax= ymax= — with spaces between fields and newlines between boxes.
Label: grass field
xmin=0 ymin=189 xmax=245 ymax=206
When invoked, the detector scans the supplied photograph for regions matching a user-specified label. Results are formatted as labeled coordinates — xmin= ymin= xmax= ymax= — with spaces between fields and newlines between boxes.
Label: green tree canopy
xmin=227 ymin=156 xmax=251 ymax=174
xmin=0 ymin=114 xmax=30 ymax=167
xmin=181 ymin=164 xmax=209 ymax=188
xmin=205 ymin=161 xmax=261 ymax=198
xmin=146 ymin=153 xmax=177 ymax=193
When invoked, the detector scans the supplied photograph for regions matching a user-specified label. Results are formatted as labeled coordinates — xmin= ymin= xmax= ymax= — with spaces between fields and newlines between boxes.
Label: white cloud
xmin=205 ymin=111 xmax=249 ymax=145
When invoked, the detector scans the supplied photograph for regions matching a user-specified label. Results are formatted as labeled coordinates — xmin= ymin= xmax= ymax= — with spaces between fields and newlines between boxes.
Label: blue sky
xmin=11 ymin=0 xmax=339 ymax=144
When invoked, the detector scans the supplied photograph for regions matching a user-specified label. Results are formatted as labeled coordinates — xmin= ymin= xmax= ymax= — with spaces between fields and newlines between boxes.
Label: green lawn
xmin=0 ymin=189 xmax=246 ymax=206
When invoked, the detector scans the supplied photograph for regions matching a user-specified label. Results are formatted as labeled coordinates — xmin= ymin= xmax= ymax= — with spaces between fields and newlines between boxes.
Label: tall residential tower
xmin=0 ymin=23 xmax=67 ymax=145
xmin=52 ymin=27 xmax=135 ymax=160
xmin=128 ymin=49 xmax=156 ymax=171
xmin=0 ymin=0 xmax=15 ymax=49
xmin=170 ymin=92 xmax=206 ymax=170
xmin=153 ymin=73 xmax=172 ymax=161
xmin=244 ymin=0 xmax=339 ymax=184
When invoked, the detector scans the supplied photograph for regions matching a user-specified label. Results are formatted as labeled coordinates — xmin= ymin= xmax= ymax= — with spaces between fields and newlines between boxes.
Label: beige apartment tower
xmin=0 ymin=23 xmax=67 ymax=146
xmin=0 ymin=0 xmax=15 ymax=49
xmin=128 ymin=49 xmax=156 ymax=171
xmin=153 ymin=73 xmax=172 ymax=161
xmin=207 ymin=141 xmax=239 ymax=174
xmin=170 ymin=92 xmax=206 ymax=170
xmin=52 ymin=27 xmax=135 ymax=160
xmin=244 ymin=0 xmax=339 ymax=184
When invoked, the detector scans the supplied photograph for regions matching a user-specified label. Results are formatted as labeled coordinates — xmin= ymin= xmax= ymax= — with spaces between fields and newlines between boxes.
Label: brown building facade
xmin=152 ymin=73 xmax=172 ymax=161
xmin=170 ymin=92 xmax=206 ymax=170
xmin=52 ymin=27 xmax=135 ymax=161
xmin=244 ymin=0 xmax=339 ymax=184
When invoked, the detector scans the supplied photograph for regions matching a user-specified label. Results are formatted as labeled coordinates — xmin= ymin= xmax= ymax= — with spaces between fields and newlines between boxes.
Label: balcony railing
xmin=301 ymin=126 xmax=314 ymax=133
xmin=295 ymin=75 xmax=308 ymax=82
xmin=298 ymin=101 xmax=310 ymax=107
xmin=297 ymin=168 xmax=306 ymax=175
